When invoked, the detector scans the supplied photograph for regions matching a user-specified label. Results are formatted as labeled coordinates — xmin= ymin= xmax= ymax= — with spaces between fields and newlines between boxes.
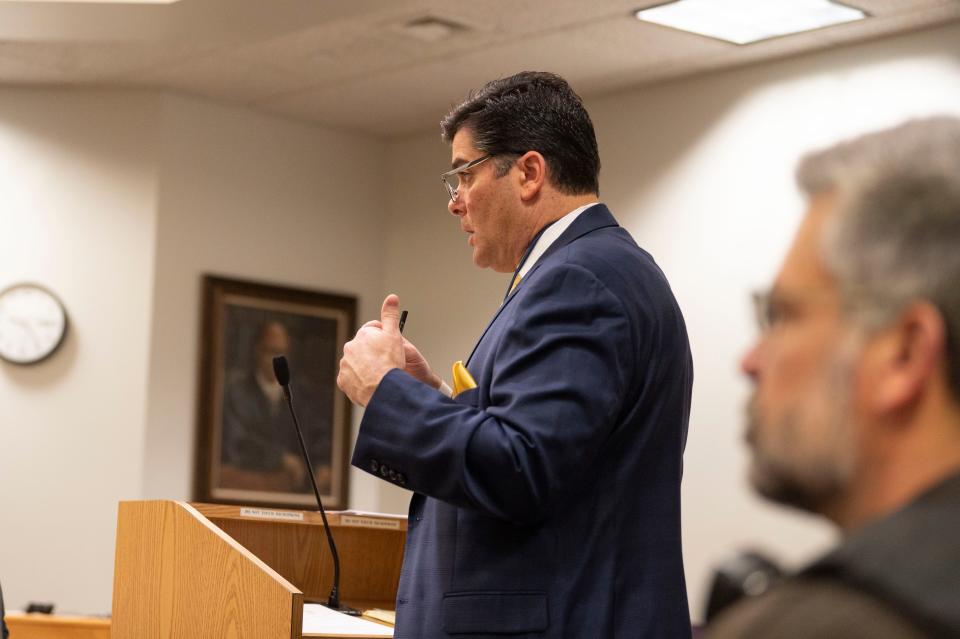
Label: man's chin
xmin=749 ymin=461 xmax=833 ymax=514
xmin=471 ymin=252 xmax=513 ymax=273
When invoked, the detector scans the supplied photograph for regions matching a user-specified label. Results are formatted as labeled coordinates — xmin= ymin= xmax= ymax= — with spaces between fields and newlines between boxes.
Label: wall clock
xmin=0 ymin=283 xmax=69 ymax=365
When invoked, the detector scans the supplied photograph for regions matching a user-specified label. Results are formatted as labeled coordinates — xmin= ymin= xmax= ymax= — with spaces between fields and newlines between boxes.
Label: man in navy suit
xmin=338 ymin=71 xmax=692 ymax=638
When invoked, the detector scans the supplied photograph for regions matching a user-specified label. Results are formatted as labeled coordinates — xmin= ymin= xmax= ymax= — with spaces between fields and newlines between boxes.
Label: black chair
xmin=704 ymin=550 xmax=784 ymax=623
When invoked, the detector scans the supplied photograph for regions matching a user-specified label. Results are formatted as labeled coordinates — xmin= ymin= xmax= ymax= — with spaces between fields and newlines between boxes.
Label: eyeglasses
xmin=752 ymin=290 xmax=779 ymax=333
xmin=440 ymin=154 xmax=493 ymax=201
xmin=752 ymin=287 xmax=853 ymax=333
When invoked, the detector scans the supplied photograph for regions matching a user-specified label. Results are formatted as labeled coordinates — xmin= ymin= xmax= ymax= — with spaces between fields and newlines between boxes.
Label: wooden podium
xmin=112 ymin=501 xmax=406 ymax=638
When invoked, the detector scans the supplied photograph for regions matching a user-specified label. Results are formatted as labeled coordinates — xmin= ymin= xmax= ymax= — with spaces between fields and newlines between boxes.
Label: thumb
xmin=381 ymin=294 xmax=401 ymax=335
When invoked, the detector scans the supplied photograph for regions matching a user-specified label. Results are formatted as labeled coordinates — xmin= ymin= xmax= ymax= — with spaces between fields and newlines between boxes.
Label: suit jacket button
xmin=396 ymin=473 xmax=406 ymax=485
xmin=388 ymin=469 xmax=398 ymax=481
xmin=370 ymin=460 xmax=380 ymax=473
xmin=380 ymin=465 xmax=390 ymax=477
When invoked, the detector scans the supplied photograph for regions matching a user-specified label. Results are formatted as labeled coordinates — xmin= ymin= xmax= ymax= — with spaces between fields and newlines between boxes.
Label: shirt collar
xmin=517 ymin=202 xmax=598 ymax=281
xmin=504 ymin=202 xmax=599 ymax=302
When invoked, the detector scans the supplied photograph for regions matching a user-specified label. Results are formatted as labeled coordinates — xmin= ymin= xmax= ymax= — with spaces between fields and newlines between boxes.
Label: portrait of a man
xmin=195 ymin=276 xmax=355 ymax=509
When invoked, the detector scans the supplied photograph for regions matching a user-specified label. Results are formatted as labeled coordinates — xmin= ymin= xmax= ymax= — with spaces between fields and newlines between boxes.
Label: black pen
xmin=399 ymin=310 xmax=408 ymax=334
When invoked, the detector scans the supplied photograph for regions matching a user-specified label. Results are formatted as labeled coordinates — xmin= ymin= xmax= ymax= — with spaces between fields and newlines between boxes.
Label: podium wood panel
xmin=4 ymin=613 xmax=110 ymax=639
xmin=112 ymin=501 xmax=302 ymax=639
xmin=192 ymin=505 xmax=406 ymax=610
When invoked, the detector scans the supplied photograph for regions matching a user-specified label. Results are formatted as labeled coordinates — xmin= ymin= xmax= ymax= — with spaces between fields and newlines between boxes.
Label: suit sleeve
xmin=352 ymin=263 xmax=637 ymax=524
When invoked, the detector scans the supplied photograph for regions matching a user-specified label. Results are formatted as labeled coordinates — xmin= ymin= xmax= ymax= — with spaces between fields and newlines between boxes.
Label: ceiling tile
xmin=1 ymin=0 xmax=958 ymax=136
xmin=117 ymin=50 xmax=311 ymax=104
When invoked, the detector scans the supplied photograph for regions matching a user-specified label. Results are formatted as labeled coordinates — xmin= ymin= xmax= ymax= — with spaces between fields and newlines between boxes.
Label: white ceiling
xmin=1 ymin=0 xmax=958 ymax=137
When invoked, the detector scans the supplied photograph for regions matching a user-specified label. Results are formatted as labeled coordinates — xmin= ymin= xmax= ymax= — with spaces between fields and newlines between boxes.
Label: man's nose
xmin=448 ymin=195 xmax=463 ymax=217
xmin=740 ymin=339 xmax=764 ymax=382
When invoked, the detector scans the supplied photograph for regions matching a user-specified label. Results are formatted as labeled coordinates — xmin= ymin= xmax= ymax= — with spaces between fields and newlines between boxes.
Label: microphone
xmin=272 ymin=355 xmax=358 ymax=616
xmin=273 ymin=354 xmax=291 ymax=388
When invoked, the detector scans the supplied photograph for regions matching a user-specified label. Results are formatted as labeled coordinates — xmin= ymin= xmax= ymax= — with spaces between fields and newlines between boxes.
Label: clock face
xmin=0 ymin=283 xmax=68 ymax=365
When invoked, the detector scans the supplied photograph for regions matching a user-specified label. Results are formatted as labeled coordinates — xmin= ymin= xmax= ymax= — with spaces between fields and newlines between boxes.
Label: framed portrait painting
xmin=194 ymin=275 xmax=356 ymax=510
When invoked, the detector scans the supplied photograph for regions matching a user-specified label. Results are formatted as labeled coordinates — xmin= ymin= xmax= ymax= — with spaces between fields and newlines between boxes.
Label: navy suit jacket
xmin=353 ymin=205 xmax=693 ymax=638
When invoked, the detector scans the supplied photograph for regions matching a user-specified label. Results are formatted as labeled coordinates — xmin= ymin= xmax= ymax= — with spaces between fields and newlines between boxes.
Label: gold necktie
xmin=509 ymin=273 xmax=522 ymax=294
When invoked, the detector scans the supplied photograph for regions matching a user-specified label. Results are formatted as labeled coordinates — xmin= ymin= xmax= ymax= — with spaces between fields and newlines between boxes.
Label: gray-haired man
xmin=708 ymin=117 xmax=960 ymax=638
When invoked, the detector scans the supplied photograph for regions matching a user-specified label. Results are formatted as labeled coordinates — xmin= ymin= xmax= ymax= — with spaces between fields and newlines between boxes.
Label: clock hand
xmin=9 ymin=317 xmax=41 ymax=348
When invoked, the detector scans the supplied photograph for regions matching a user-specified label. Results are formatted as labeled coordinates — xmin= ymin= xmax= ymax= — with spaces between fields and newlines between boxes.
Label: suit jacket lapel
xmin=465 ymin=204 xmax=619 ymax=367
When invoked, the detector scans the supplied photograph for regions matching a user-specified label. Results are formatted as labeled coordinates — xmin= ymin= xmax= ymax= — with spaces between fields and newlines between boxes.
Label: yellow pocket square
xmin=451 ymin=360 xmax=477 ymax=398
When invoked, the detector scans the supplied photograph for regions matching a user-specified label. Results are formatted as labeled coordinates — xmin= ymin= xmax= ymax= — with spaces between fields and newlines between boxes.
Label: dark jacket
xmin=706 ymin=472 xmax=960 ymax=639
xmin=354 ymin=205 xmax=694 ymax=638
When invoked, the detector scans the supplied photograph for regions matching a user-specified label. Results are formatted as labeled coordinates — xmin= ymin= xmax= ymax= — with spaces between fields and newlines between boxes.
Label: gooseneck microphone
xmin=272 ymin=355 xmax=357 ymax=616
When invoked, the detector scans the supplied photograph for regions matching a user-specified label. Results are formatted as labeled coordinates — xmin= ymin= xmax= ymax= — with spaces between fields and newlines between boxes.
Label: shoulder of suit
xmin=541 ymin=228 xmax=662 ymax=291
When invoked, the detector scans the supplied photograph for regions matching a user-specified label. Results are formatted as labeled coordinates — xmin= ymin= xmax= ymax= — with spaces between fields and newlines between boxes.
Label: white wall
xmin=597 ymin=23 xmax=960 ymax=619
xmin=0 ymin=91 xmax=389 ymax=614
xmin=381 ymin=21 xmax=960 ymax=621
xmin=0 ymin=90 xmax=160 ymax=614
xmin=140 ymin=95 xmax=388 ymax=511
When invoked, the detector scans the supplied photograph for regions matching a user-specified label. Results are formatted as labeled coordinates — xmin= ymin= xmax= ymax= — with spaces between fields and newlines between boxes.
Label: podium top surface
xmin=189 ymin=503 xmax=408 ymax=532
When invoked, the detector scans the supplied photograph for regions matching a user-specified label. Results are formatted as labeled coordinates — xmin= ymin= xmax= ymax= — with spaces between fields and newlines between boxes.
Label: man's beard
xmin=744 ymin=337 xmax=860 ymax=514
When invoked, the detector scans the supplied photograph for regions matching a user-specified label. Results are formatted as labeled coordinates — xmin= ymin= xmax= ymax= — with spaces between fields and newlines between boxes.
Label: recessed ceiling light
xmin=400 ymin=16 xmax=469 ymax=43
xmin=635 ymin=0 xmax=866 ymax=45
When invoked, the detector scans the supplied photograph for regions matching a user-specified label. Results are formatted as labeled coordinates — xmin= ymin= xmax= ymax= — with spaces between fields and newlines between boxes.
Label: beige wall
xmin=1 ymin=18 xmax=959 ymax=623
xmin=140 ymin=95 xmax=388 ymax=511
xmin=0 ymin=90 xmax=161 ymax=614
xmin=0 ymin=91 xmax=389 ymax=614
xmin=599 ymin=23 xmax=960 ymax=619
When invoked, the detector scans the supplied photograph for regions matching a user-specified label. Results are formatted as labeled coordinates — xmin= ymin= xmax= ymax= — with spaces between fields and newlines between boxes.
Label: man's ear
xmin=516 ymin=151 xmax=547 ymax=201
xmin=863 ymin=301 xmax=946 ymax=415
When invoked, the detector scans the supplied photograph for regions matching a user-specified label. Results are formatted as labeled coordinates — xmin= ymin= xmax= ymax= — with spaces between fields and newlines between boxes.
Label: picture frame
xmin=194 ymin=275 xmax=356 ymax=510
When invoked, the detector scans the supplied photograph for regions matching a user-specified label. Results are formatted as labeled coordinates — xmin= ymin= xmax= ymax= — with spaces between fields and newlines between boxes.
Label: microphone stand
xmin=275 ymin=356 xmax=358 ymax=616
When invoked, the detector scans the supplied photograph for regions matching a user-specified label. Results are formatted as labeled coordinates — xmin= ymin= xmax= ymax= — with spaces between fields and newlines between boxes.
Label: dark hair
xmin=440 ymin=71 xmax=600 ymax=195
